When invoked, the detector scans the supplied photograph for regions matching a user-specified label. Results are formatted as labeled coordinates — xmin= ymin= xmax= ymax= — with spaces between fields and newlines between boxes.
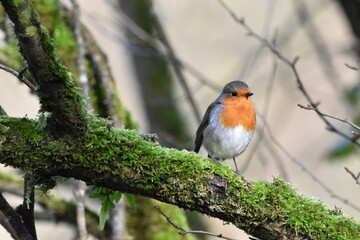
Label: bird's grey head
xmin=222 ymin=81 xmax=250 ymax=94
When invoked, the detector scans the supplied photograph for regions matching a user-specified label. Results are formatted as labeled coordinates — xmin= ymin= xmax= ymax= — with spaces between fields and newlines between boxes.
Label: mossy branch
xmin=0 ymin=0 xmax=88 ymax=135
xmin=0 ymin=116 xmax=359 ymax=240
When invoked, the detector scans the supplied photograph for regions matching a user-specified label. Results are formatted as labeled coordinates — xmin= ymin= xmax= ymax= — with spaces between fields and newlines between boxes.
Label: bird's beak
xmin=244 ymin=92 xmax=253 ymax=98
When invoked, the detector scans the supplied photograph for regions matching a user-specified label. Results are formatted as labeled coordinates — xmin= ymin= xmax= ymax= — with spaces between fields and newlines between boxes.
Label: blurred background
xmin=1 ymin=0 xmax=360 ymax=239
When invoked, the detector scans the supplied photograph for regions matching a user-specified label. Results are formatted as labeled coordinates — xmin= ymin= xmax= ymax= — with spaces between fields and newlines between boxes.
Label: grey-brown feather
xmin=194 ymin=101 xmax=221 ymax=153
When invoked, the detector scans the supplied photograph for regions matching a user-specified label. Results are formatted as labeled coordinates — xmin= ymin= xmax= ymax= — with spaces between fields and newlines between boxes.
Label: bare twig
xmin=297 ymin=104 xmax=360 ymax=133
xmin=344 ymin=167 xmax=360 ymax=185
xmin=154 ymin=204 xmax=240 ymax=240
xmin=0 ymin=63 xmax=37 ymax=91
xmin=345 ymin=63 xmax=359 ymax=71
xmin=260 ymin=113 xmax=360 ymax=212
xmin=218 ymin=0 xmax=360 ymax=148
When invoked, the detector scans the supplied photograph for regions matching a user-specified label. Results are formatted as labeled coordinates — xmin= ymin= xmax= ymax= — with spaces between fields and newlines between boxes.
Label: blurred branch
xmin=345 ymin=167 xmax=360 ymax=185
xmin=344 ymin=62 xmax=359 ymax=71
xmin=72 ymin=0 xmax=91 ymax=110
xmin=16 ymin=174 xmax=37 ymax=240
xmin=0 ymin=63 xmax=37 ymax=91
xmin=0 ymin=192 xmax=34 ymax=240
xmin=154 ymin=204 xmax=239 ymax=240
xmin=218 ymin=0 xmax=360 ymax=148
xmin=292 ymin=0 xmax=341 ymax=90
xmin=0 ymin=210 xmax=22 ymax=240
xmin=0 ymin=170 xmax=112 ymax=240
xmin=239 ymin=0 xmax=277 ymax=82
xmin=148 ymin=6 xmax=201 ymax=122
xmin=71 ymin=1 xmax=90 ymax=239
xmin=106 ymin=1 xmax=221 ymax=93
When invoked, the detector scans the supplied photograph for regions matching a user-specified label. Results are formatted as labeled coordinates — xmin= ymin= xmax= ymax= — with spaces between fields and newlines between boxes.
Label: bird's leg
xmin=213 ymin=158 xmax=221 ymax=166
xmin=208 ymin=154 xmax=221 ymax=166
xmin=233 ymin=157 xmax=240 ymax=175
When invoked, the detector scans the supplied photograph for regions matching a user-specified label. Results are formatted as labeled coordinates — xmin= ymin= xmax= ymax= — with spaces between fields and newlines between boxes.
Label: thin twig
xmin=344 ymin=167 xmax=360 ymax=185
xmin=297 ymin=104 xmax=360 ymax=133
xmin=153 ymin=204 xmax=240 ymax=240
xmin=260 ymin=113 xmax=360 ymax=212
xmin=218 ymin=0 xmax=360 ymax=148
xmin=0 ymin=63 xmax=37 ymax=91
xmin=344 ymin=63 xmax=358 ymax=71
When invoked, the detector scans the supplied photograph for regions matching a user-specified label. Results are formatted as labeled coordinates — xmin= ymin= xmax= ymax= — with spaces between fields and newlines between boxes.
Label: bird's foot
xmin=211 ymin=158 xmax=221 ymax=166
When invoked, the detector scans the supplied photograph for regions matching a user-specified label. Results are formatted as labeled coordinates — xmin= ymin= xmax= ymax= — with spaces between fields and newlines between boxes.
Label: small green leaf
xmin=113 ymin=191 xmax=122 ymax=203
xmin=89 ymin=193 xmax=106 ymax=199
xmin=125 ymin=193 xmax=136 ymax=209
xmin=99 ymin=200 xmax=110 ymax=230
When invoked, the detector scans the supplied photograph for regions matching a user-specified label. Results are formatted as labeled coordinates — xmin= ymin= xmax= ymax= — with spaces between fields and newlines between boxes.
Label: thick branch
xmin=0 ymin=0 xmax=88 ymax=135
xmin=0 ymin=192 xmax=34 ymax=240
xmin=0 ymin=116 xmax=359 ymax=240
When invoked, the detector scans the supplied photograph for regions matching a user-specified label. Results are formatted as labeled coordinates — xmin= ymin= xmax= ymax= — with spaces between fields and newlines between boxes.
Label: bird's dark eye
xmin=231 ymin=91 xmax=237 ymax=97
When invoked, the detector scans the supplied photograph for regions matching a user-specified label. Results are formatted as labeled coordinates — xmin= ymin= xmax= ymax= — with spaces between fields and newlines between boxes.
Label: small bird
xmin=195 ymin=81 xmax=256 ymax=174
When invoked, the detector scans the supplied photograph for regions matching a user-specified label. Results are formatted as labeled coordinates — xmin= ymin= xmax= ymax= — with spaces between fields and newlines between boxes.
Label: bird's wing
xmin=194 ymin=101 xmax=221 ymax=153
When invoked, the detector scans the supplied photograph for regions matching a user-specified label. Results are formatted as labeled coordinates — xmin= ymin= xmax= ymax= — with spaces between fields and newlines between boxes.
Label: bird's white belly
xmin=203 ymin=124 xmax=254 ymax=160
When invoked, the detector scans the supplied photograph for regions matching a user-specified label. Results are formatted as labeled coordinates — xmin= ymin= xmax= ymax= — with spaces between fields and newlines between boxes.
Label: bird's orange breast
xmin=220 ymin=90 xmax=256 ymax=131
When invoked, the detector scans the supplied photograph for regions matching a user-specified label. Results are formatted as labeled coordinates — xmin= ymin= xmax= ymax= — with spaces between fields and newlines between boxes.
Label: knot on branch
xmin=208 ymin=175 xmax=228 ymax=196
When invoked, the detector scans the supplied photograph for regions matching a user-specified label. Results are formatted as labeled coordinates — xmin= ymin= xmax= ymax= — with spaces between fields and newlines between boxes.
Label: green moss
xmin=30 ymin=0 xmax=78 ymax=81
xmin=25 ymin=25 xmax=37 ymax=36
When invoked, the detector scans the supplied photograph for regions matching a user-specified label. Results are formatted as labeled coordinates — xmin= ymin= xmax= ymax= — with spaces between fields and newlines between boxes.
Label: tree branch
xmin=0 ymin=116 xmax=359 ymax=239
xmin=0 ymin=63 xmax=37 ymax=91
xmin=0 ymin=0 xmax=88 ymax=136
xmin=16 ymin=174 xmax=37 ymax=240
xmin=0 ymin=192 xmax=34 ymax=240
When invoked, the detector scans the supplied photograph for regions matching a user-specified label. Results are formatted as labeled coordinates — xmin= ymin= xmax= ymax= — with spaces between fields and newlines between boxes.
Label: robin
xmin=194 ymin=80 xmax=256 ymax=174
